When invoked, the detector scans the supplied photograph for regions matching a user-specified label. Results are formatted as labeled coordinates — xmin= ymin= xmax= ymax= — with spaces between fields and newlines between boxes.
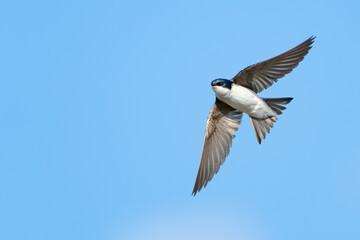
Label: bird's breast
xmin=216 ymin=85 xmax=274 ymax=118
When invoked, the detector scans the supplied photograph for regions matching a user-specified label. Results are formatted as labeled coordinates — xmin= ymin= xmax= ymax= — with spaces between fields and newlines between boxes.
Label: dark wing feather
xmin=192 ymin=99 xmax=243 ymax=195
xmin=231 ymin=36 xmax=315 ymax=93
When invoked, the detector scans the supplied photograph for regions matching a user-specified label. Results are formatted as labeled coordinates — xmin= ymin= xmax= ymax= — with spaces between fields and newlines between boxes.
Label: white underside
xmin=213 ymin=85 xmax=276 ymax=119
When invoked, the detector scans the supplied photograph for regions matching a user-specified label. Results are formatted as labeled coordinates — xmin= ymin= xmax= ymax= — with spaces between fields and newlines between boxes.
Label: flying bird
xmin=193 ymin=36 xmax=315 ymax=195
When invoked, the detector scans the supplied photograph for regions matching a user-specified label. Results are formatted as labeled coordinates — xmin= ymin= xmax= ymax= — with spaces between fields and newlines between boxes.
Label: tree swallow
xmin=193 ymin=37 xmax=315 ymax=195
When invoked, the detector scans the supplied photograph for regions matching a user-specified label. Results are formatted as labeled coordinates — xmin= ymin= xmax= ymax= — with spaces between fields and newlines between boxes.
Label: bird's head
xmin=211 ymin=78 xmax=232 ymax=96
xmin=211 ymin=79 xmax=232 ymax=89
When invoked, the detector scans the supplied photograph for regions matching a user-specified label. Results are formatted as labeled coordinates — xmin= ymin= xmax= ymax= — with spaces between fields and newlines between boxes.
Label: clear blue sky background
xmin=1 ymin=1 xmax=359 ymax=240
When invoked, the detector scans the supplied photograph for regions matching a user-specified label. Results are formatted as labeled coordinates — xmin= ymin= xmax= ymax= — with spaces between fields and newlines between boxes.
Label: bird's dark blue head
xmin=211 ymin=78 xmax=232 ymax=89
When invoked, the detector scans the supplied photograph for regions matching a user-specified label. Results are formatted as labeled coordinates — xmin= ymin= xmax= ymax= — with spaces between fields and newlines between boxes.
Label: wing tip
xmin=310 ymin=35 xmax=316 ymax=41
xmin=307 ymin=35 xmax=316 ymax=48
xmin=192 ymin=185 xmax=202 ymax=196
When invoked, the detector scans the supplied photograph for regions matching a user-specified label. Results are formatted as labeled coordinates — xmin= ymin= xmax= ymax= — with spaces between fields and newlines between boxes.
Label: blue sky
xmin=1 ymin=1 xmax=360 ymax=240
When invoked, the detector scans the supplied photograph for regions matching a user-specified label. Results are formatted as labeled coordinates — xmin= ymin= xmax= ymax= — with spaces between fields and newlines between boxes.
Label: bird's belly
xmin=223 ymin=93 xmax=259 ymax=114
xmin=217 ymin=86 xmax=275 ymax=119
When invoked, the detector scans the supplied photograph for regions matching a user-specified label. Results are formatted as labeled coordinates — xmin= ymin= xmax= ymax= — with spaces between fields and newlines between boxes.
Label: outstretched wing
xmin=231 ymin=36 xmax=315 ymax=93
xmin=192 ymin=99 xmax=243 ymax=195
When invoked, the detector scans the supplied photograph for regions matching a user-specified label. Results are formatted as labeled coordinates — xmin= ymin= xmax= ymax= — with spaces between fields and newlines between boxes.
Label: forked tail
xmin=250 ymin=98 xmax=293 ymax=144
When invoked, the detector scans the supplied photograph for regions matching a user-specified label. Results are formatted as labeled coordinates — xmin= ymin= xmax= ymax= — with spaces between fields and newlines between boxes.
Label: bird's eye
xmin=216 ymin=82 xmax=223 ymax=86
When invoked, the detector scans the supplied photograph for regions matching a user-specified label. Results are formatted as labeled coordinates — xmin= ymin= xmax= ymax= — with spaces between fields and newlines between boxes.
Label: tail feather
xmin=250 ymin=98 xmax=293 ymax=144
xmin=250 ymin=116 xmax=277 ymax=144
xmin=262 ymin=98 xmax=293 ymax=115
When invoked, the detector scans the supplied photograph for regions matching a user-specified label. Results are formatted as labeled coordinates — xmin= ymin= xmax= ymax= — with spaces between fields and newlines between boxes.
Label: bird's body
xmin=213 ymin=83 xmax=276 ymax=119
xmin=192 ymin=36 xmax=315 ymax=195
